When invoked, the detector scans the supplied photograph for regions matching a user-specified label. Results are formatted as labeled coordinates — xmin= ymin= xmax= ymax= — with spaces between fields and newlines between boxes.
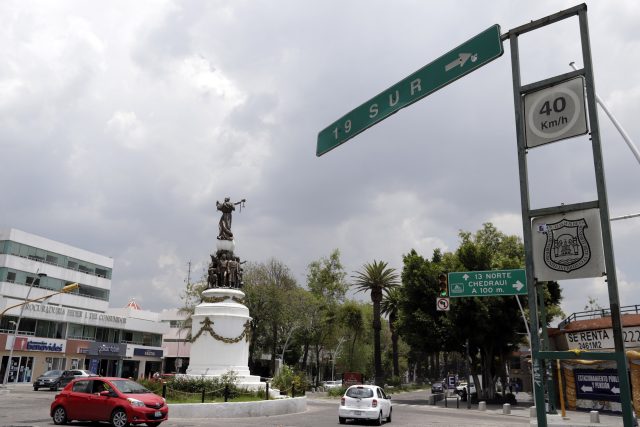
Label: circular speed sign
xmin=524 ymin=76 xmax=588 ymax=148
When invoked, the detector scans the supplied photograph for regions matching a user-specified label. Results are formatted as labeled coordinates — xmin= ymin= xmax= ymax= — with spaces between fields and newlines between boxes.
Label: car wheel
xmin=51 ymin=382 xmax=59 ymax=391
xmin=375 ymin=411 xmax=383 ymax=426
xmin=111 ymin=408 xmax=129 ymax=427
xmin=52 ymin=406 xmax=68 ymax=425
xmin=339 ymin=416 xmax=346 ymax=424
xmin=33 ymin=386 xmax=38 ymax=391
xmin=386 ymin=408 xmax=392 ymax=422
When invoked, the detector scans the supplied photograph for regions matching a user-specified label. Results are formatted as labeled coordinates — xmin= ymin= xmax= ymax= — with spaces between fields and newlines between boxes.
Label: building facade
xmin=0 ymin=228 xmax=168 ymax=383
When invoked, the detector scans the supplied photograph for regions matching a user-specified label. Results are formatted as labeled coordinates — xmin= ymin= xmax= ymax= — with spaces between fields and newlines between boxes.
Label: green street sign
xmin=317 ymin=24 xmax=504 ymax=157
xmin=448 ymin=269 xmax=527 ymax=297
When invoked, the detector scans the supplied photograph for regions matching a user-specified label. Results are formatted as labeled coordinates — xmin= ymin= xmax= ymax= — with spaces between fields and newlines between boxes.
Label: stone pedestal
xmin=185 ymin=288 xmax=262 ymax=388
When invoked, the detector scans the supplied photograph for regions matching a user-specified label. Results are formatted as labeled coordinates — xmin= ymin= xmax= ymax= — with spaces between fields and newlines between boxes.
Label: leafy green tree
xmin=338 ymin=300 xmax=365 ymax=371
xmin=381 ymin=287 xmax=402 ymax=378
xmin=243 ymin=258 xmax=299 ymax=375
xmin=304 ymin=249 xmax=348 ymax=384
xmin=444 ymin=223 xmax=562 ymax=400
xmin=396 ymin=249 xmax=446 ymax=381
xmin=352 ymin=260 xmax=399 ymax=386
xmin=307 ymin=249 xmax=348 ymax=302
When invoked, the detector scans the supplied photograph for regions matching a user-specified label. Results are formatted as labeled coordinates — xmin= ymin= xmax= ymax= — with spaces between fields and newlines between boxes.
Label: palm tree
xmin=352 ymin=260 xmax=399 ymax=386
xmin=381 ymin=287 xmax=402 ymax=378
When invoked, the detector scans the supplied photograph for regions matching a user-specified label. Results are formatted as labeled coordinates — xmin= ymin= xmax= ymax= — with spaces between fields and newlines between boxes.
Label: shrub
xmin=271 ymin=365 xmax=308 ymax=396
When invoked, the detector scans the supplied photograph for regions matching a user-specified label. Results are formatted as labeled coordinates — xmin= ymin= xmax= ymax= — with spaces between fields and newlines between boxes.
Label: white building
xmin=159 ymin=309 xmax=191 ymax=374
xmin=0 ymin=228 xmax=168 ymax=383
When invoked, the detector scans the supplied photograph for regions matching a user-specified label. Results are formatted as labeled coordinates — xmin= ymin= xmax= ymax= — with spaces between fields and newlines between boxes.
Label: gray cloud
xmin=1 ymin=0 xmax=639 ymax=319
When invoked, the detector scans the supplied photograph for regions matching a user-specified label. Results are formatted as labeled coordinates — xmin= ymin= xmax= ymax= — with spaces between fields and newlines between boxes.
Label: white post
xmin=515 ymin=295 xmax=536 ymax=403
xmin=2 ymin=270 xmax=44 ymax=385
xmin=570 ymin=61 xmax=640 ymax=165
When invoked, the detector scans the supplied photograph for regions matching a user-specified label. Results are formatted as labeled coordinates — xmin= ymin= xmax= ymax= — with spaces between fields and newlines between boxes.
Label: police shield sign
xmin=531 ymin=208 xmax=605 ymax=281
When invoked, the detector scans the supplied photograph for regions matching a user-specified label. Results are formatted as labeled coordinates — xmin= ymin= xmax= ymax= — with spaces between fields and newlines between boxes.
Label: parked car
xmin=455 ymin=381 xmax=476 ymax=399
xmin=323 ymin=380 xmax=342 ymax=389
xmin=431 ymin=381 xmax=444 ymax=394
xmin=50 ymin=377 xmax=168 ymax=427
xmin=34 ymin=369 xmax=95 ymax=391
xmin=338 ymin=384 xmax=392 ymax=425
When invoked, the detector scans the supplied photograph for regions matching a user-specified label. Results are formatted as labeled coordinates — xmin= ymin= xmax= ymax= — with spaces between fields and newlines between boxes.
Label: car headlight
xmin=127 ymin=398 xmax=145 ymax=407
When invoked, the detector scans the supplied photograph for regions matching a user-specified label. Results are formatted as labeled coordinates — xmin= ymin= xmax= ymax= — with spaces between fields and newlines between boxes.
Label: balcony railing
xmin=558 ymin=305 xmax=640 ymax=329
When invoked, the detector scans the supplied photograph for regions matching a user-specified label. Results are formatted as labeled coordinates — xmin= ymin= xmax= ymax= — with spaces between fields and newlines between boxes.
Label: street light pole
xmin=1 ymin=278 xmax=78 ymax=386
xmin=2 ymin=272 xmax=46 ymax=386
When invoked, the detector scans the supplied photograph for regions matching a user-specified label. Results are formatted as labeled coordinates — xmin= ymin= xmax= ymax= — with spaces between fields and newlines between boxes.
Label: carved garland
xmin=190 ymin=317 xmax=251 ymax=344
xmin=201 ymin=296 xmax=245 ymax=305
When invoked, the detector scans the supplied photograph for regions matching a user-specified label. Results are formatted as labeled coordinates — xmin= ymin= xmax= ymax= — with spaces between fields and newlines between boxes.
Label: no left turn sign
xmin=436 ymin=297 xmax=450 ymax=311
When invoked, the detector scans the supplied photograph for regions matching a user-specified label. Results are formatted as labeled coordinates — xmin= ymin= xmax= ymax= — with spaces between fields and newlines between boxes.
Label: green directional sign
xmin=317 ymin=24 xmax=504 ymax=157
xmin=448 ymin=269 xmax=527 ymax=298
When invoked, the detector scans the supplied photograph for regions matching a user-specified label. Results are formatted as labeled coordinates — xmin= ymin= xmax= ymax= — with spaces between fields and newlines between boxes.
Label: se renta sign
xmin=316 ymin=24 xmax=504 ymax=156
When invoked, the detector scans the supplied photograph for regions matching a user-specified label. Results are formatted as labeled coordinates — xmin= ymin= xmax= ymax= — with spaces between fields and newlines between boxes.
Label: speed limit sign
xmin=436 ymin=297 xmax=450 ymax=311
xmin=524 ymin=76 xmax=587 ymax=148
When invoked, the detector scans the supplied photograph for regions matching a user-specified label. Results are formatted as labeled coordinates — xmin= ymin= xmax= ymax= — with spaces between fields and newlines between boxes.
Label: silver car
xmin=33 ymin=369 xmax=96 ymax=391
xmin=339 ymin=384 xmax=392 ymax=425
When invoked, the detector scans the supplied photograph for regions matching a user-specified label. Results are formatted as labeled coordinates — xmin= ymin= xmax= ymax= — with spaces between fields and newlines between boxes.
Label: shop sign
xmin=21 ymin=303 xmax=127 ymax=326
xmin=87 ymin=342 xmax=127 ymax=357
xmin=566 ymin=326 xmax=640 ymax=350
xmin=6 ymin=336 xmax=66 ymax=352
xmin=133 ymin=348 xmax=163 ymax=358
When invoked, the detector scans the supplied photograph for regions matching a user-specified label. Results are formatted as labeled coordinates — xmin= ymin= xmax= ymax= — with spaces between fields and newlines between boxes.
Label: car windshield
xmin=346 ymin=387 xmax=374 ymax=398
xmin=42 ymin=370 xmax=63 ymax=377
xmin=111 ymin=379 xmax=151 ymax=394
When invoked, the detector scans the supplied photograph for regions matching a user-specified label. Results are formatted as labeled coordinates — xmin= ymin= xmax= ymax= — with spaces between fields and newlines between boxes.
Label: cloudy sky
xmin=2 ymin=1 xmax=639 ymax=322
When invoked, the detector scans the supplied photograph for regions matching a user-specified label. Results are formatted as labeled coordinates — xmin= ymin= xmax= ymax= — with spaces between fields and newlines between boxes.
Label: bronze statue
xmin=207 ymin=197 xmax=247 ymax=289
xmin=216 ymin=197 xmax=245 ymax=240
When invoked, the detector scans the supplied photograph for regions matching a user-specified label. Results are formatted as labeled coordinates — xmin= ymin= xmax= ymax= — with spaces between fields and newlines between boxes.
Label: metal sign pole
xmin=508 ymin=27 xmax=548 ymax=426
xmin=577 ymin=8 xmax=634 ymax=426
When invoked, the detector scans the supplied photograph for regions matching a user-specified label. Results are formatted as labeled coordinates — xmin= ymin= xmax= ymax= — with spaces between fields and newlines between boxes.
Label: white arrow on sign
xmin=581 ymin=385 xmax=593 ymax=392
xmin=611 ymin=386 xmax=620 ymax=394
xmin=462 ymin=273 xmax=469 ymax=281
xmin=513 ymin=280 xmax=524 ymax=292
xmin=445 ymin=53 xmax=475 ymax=71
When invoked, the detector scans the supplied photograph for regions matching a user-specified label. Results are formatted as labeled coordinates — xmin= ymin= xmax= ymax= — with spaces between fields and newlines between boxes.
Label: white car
xmin=323 ymin=380 xmax=343 ymax=389
xmin=339 ymin=384 xmax=392 ymax=425
xmin=456 ymin=381 xmax=476 ymax=396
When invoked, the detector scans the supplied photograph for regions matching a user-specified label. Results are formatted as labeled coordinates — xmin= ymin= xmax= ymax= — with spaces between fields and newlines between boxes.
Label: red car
xmin=50 ymin=377 xmax=168 ymax=427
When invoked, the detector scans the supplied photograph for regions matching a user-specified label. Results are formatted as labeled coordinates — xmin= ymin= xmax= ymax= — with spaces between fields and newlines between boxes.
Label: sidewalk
xmin=440 ymin=392 xmax=627 ymax=426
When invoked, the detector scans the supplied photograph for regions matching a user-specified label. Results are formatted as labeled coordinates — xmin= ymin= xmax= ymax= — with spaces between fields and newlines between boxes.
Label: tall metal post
xmin=465 ymin=339 xmax=471 ymax=409
xmin=538 ymin=282 xmax=557 ymax=414
xmin=577 ymin=9 xmax=634 ymax=425
xmin=508 ymin=29 xmax=547 ymax=427
xmin=2 ymin=272 xmax=45 ymax=386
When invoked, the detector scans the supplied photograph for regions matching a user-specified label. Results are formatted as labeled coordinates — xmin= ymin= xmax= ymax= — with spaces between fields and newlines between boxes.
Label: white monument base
xmin=185 ymin=288 xmax=263 ymax=389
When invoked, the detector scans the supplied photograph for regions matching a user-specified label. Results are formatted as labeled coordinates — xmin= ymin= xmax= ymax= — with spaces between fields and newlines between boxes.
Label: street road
xmin=1 ymin=386 xmax=532 ymax=427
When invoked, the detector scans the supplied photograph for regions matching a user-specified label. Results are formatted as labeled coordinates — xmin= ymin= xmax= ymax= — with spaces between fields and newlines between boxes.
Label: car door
xmin=377 ymin=388 xmax=390 ymax=417
xmin=85 ymin=379 xmax=115 ymax=421
xmin=59 ymin=371 xmax=75 ymax=388
xmin=66 ymin=380 xmax=93 ymax=420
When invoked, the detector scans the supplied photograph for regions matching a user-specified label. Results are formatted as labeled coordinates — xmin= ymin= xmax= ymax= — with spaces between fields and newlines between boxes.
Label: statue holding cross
xmin=216 ymin=197 xmax=246 ymax=241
